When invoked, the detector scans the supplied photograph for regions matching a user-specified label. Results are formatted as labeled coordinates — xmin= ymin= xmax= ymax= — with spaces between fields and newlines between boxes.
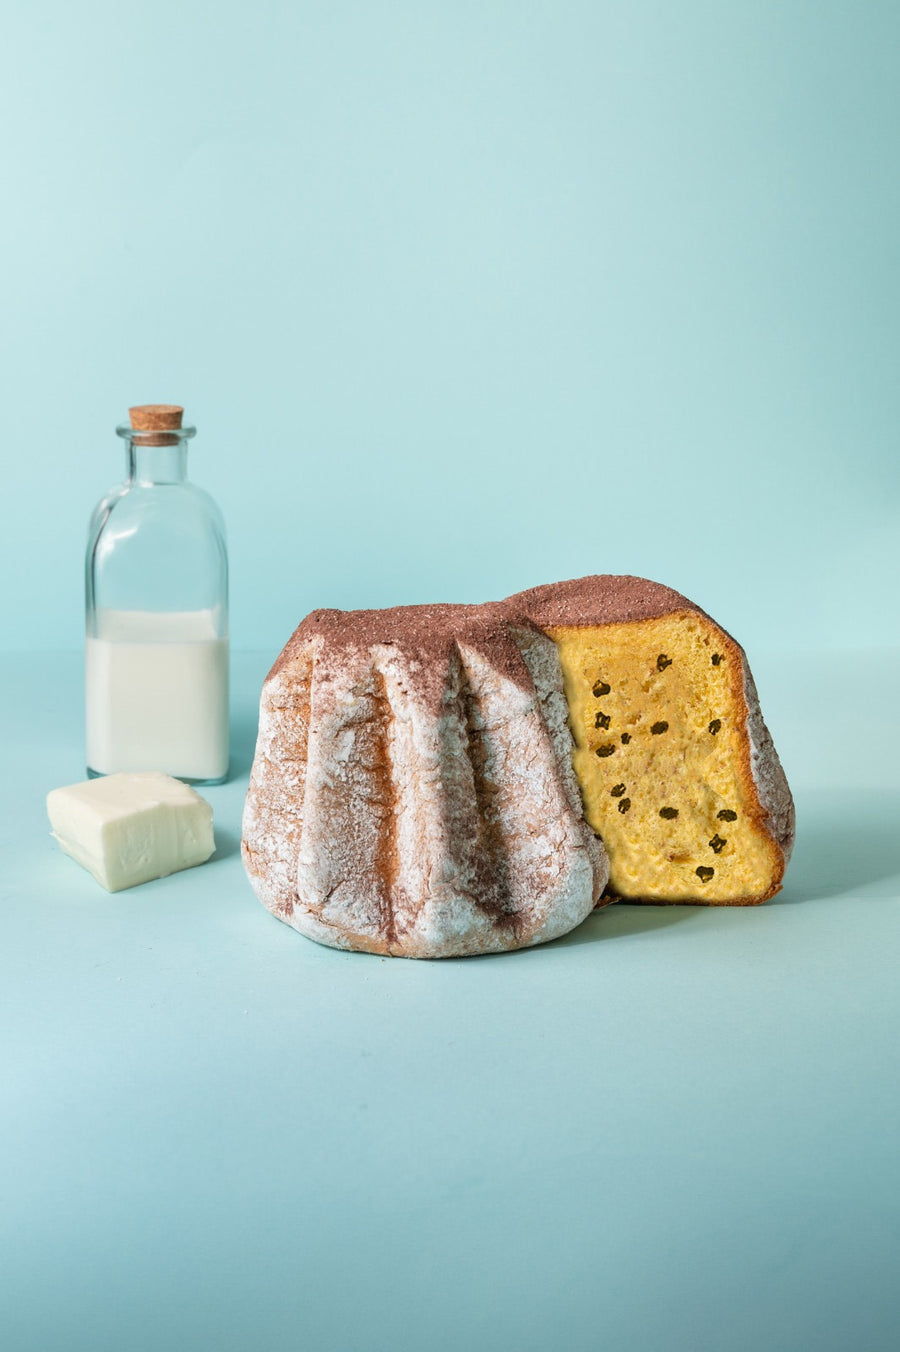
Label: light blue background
xmin=3 ymin=648 xmax=900 ymax=1352
xmin=2 ymin=6 xmax=900 ymax=1352
xmin=1 ymin=0 xmax=898 ymax=653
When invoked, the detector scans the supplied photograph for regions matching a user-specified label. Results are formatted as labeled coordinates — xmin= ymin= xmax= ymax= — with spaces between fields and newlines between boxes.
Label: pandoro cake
xmin=242 ymin=603 xmax=607 ymax=958
xmin=506 ymin=575 xmax=794 ymax=905
xmin=242 ymin=576 xmax=794 ymax=957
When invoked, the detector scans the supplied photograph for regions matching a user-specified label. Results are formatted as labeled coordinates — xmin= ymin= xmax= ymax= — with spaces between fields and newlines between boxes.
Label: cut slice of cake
xmin=506 ymin=576 xmax=794 ymax=905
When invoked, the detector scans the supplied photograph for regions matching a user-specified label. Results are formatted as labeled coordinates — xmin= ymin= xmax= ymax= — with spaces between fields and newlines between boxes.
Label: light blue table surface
xmin=2 ymin=648 xmax=899 ymax=1352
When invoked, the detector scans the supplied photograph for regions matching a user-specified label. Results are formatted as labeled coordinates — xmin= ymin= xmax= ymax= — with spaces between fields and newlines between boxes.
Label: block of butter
xmin=46 ymin=771 xmax=215 ymax=892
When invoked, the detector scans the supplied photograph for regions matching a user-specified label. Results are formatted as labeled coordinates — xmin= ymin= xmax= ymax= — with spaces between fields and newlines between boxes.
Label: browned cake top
xmin=505 ymin=574 xmax=704 ymax=630
xmin=266 ymin=577 xmax=737 ymax=717
xmin=269 ymin=600 xmax=540 ymax=713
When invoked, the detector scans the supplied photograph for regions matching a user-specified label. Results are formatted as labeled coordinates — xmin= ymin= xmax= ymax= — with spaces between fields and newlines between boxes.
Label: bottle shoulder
xmin=87 ymin=482 xmax=128 ymax=538
xmin=88 ymin=481 xmax=227 ymax=544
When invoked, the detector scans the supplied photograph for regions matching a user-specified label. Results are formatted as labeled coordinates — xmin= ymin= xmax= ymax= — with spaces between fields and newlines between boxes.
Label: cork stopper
xmin=128 ymin=404 xmax=184 ymax=447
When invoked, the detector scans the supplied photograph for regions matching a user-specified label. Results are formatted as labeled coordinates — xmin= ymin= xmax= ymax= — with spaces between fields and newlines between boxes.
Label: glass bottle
xmin=85 ymin=404 xmax=229 ymax=783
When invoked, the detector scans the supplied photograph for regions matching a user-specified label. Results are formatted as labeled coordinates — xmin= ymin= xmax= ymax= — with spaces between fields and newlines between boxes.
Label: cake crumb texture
xmin=545 ymin=611 xmax=785 ymax=903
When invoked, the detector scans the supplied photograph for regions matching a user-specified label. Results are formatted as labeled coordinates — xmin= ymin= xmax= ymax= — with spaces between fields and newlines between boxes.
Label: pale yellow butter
xmin=47 ymin=772 xmax=215 ymax=892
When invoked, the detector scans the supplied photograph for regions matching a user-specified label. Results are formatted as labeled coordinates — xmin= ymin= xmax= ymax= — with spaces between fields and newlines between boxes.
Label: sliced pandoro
xmin=506 ymin=576 xmax=795 ymax=905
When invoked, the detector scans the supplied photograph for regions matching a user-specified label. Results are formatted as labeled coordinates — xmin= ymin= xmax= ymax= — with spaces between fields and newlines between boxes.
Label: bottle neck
xmin=127 ymin=439 xmax=188 ymax=485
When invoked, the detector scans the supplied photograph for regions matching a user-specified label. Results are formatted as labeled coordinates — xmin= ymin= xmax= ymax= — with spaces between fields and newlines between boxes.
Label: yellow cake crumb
xmin=546 ymin=611 xmax=781 ymax=904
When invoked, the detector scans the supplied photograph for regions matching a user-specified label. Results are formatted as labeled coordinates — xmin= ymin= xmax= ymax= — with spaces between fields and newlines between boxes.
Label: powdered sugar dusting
xmin=740 ymin=658 xmax=795 ymax=862
xmin=242 ymin=608 xmax=605 ymax=957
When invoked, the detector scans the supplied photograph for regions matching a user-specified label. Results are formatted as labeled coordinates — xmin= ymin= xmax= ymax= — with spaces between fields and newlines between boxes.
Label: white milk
xmin=86 ymin=609 xmax=229 ymax=781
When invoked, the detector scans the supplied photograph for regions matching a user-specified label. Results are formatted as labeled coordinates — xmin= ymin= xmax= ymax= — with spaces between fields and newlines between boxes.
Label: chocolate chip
xmin=617 ymin=798 xmax=631 ymax=814
xmin=620 ymin=733 xmax=631 ymax=745
xmin=651 ymin=721 xmax=669 ymax=735
xmin=696 ymin=866 xmax=714 ymax=883
xmin=717 ymin=809 xmax=737 ymax=822
xmin=594 ymin=711 xmax=611 ymax=730
xmin=610 ymin=783 xmax=626 ymax=797
xmin=657 ymin=654 xmax=672 ymax=671
xmin=592 ymin=679 xmax=611 ymax=697
xmin=659 ymin=806 xmax=679 ymax=819
xmin=595 ymin=744 xmax=615 ymax=758
xmin=708 ymin=834 xmax=727 ymax=854
xmin=708 ymin=719 xmax=721 ymax=735
xmin=711 ymin=654 xmax=722 ymax=666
